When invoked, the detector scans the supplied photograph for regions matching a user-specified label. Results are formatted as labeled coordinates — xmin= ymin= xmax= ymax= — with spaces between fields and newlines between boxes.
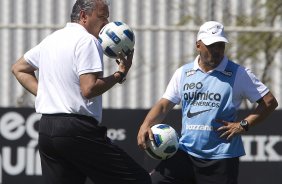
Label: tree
xmin=234 ymin=0 xmax=282 ymax=108
xmin=235 ymin=0 xmax=282 ymax=85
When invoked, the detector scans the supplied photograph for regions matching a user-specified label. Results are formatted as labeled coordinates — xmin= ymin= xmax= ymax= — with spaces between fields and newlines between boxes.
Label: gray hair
xmin=70 ymin=0 xmax=108 ymax=22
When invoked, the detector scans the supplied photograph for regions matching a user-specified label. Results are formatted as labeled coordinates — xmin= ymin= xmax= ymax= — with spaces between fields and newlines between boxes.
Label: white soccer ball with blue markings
xmin=98 ymin=21 xmax=135 ymax=59
xmin=145 ymin=124 xmax=179 ymax=160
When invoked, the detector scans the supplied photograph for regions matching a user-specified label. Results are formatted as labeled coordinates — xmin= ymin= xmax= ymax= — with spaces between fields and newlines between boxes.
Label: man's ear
xmin=196 ymin=41 xmax=201 ymax=51
xmin=196 ymin=41 xmax=200 ymax=48
xmin=79 ymin=11 xmax=87 ymax=24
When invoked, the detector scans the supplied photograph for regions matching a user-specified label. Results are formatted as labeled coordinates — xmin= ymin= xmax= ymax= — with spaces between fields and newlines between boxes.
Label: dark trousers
xmin=151 ymin=149 xmax=239 ymax=184
xmin=38 ymin=114 xmax=151 ymax=184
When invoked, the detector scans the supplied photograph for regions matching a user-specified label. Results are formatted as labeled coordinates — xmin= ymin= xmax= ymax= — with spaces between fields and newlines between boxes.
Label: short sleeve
xmin=162 ymin=67 xmax=183 ymax=104
xmin=234 ymin=66 xmax=269 ymax=103
xmin=76 ymin=37 xmax=103 ymax=76
xmin=24 ymin=44 xmax=41 ymax=69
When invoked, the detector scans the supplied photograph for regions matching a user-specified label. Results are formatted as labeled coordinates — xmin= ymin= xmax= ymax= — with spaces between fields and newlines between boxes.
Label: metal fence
xmin=0 ymin=0 xmax=281 ymax=109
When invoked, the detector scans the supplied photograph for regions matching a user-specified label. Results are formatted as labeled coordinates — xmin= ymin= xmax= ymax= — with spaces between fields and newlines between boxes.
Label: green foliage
xmin=234 ymin=0 xmax=282 ymax=109
xmin=235 ymin=0 xmax=282 ymax=86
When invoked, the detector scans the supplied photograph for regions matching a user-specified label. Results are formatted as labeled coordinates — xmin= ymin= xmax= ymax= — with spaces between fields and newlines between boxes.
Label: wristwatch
xmin=114 ymin=71 xmax=126 ymax=84
xmin=240 ymin=120 xmax=249 ymax=131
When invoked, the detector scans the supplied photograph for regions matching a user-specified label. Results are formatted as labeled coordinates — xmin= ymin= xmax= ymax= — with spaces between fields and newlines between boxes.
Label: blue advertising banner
xmin=0 ymin=108 xmax=281 ymax=184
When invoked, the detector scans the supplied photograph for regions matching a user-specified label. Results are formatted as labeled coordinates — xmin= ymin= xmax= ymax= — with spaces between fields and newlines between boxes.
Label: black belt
xmin=42 ymin=113 xmax=99 ymax=125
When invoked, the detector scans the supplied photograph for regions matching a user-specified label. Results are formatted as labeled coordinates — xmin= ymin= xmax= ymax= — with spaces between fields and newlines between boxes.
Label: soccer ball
xmin=98 ymin=21 xmax=135 ymax=59
xmin=145 ymin=124 xmax=179 ymax=160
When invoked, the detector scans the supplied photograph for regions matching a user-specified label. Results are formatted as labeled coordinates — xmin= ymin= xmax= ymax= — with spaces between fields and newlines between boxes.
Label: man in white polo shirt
xmin=12 ymin=0 xmax=151 ymax=184
xmin=137 ymin=21 xmax=278 ymax=184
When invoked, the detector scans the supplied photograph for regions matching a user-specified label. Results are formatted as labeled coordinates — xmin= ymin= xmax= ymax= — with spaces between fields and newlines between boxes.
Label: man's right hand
xmin=116 ymin=50 xmax=134 ymax=75
xmin=137 ymin=123 xmax=154 ymax=150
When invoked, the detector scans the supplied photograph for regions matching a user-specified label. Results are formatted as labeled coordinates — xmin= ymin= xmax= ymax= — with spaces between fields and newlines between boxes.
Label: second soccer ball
xmin=145 ymin=124 xmax=179 ymax=160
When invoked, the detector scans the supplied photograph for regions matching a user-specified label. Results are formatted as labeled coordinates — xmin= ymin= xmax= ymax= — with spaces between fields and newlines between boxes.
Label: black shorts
xmin=150 ymin=149 xmax=239 ymax=184
xmin=38 ymin=114 xmax=151 ymax=184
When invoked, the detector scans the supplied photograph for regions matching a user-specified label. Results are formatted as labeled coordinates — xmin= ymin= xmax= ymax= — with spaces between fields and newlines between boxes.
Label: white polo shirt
xmin=24 ymin=23 xmax=104 ymax=122
xmin=163 ymin=56 xmax=269 ymax=109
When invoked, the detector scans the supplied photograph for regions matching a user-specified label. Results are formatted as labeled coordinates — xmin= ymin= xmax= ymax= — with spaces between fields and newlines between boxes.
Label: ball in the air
xmin=98 ymin=21 xmax=135 ymax=58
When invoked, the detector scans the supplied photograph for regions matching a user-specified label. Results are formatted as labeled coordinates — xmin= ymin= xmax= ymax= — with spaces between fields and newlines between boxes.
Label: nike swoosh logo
xmin=187 ymin=109 xmax=211 ymax=118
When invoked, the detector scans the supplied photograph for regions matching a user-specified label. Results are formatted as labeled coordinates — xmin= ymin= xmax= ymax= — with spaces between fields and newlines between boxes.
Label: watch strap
xmin=114 ymin=71 xmax=126 ymax=84
xmin=240 ymin=120 xmax=249 ymax=131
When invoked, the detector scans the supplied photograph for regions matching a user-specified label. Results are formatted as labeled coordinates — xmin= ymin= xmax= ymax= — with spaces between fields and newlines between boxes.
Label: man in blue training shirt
xmin=137 ymin=21 xmax=278 ymax=184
